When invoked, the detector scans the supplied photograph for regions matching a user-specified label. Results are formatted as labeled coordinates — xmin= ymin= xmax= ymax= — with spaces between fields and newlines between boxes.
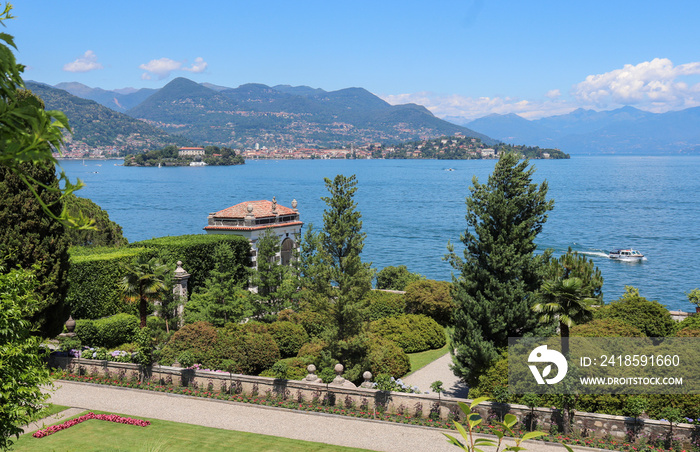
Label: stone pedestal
xmin=173 ymin=261 xmax=190 ymax=328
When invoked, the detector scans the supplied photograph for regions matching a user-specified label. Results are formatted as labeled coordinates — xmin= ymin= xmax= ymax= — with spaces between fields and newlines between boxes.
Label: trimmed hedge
xmin=571 ymin=318 xmax=644 ymax=337
xmin=74 ymin=313 xmax=139 ymax=348
xmin=131 ymin=234 xmax=251 ymax=294
xmin=158 ymin=321 xmax=219 ymax=366
xmin=67 ymin=234 xmax=252 ymax=320
xmin=369 ymin=314 xmax=446 ymax=353
xmin=66 ymin=247 xmax=153 ymax=319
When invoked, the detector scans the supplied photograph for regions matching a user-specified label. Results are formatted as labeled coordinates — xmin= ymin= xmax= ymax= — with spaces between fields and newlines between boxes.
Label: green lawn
xmin=405 ymin=327 xmax=452 ymax=377
xmin=14 ymin=411 xmax=377 ymax=452
xmin=36 ymin=404 xmax=71 ymax=419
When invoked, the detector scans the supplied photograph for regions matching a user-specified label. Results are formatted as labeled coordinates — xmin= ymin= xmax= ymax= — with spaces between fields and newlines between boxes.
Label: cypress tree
xmin=446 ymin=152 xmax=554 ymax=386
xmin=0 ymin=161 xmax=70 ymax=335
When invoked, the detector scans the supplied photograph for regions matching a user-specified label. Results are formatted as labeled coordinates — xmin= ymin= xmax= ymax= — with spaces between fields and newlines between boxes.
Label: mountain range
xmin=462 ymin=106 xmax=700 ymax=155
xmin=44 ymin=78 xmax=491 ymax=150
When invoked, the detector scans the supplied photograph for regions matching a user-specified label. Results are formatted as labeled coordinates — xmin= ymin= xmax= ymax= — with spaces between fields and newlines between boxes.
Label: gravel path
xmin=402 ymin=352 xmax=469 ymax=398
xmin=39 ymin=381 xmax=600 ymax=452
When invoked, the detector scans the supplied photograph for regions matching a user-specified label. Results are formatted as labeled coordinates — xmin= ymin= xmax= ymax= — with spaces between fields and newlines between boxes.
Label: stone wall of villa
xmin=49 ymin=356 xmax=697 ymax=445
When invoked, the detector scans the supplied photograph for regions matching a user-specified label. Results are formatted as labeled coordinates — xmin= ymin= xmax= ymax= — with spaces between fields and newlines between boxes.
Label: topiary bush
xmin=594 ymin=286 xmax=675 ymax=337
xmin=363 ymin=290 xmax=406 ymax=321
xmin=369 ymin=314 xmax=446 ymax=353
xmin=74 ymin=319 xmax=99 ymax=347
xmin=367 ymin=334 xmax=410 ymax=378
xmin=158 ymin=321 xmax=219 ymax=366
xmin=94 ymin=313 xmax=139 ymax=348
xmin=403 ymin=279 xmax=454 ymax=325
xmin=267 ymin=321 xmax=309 ymax=358
xmin=213 ymin=328 xmax=280 ymax=375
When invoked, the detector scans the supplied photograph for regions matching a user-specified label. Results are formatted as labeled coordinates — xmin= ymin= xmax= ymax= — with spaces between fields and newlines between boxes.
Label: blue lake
xmin=61 ymin=156 xmax=700 ymax=312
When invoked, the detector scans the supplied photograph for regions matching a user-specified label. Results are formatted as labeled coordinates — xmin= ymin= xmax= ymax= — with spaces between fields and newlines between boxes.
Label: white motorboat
xmin=609 ymin=249 xmax=645 ymax=261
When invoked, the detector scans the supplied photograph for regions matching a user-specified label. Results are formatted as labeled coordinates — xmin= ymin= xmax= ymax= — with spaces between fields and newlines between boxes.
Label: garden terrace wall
xmin=49 ymin=356 xmax=697 ymax=445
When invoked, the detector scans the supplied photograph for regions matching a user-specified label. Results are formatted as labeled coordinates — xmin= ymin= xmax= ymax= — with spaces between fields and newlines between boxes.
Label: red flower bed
xmin=32 ymin=412 xmax=150 ymax=438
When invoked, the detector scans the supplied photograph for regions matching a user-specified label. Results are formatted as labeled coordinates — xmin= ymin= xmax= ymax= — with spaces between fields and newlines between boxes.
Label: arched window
xmin=281 ymin=238 xmax=294 ymax=266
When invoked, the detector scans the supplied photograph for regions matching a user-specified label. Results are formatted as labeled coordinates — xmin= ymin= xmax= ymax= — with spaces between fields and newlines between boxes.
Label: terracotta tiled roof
xmin=212 ymin=200 xmax=297 ymax=219
xmin=204 ymin=221 xmax=303 ymax=232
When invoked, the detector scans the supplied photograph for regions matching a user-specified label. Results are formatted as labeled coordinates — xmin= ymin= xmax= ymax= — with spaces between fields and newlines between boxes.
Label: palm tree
xmin=120 ymin=256 xmax=170 ymax=328
xmin=532 ymin=276 xmax=594 ymax=356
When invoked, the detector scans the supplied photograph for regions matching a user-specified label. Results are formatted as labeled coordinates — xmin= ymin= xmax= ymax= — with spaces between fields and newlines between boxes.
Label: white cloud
xmin=545 ymin=89 xmax=561 ymax=99
xmin=139 ymin=58 xmax=183 ymax=80
xmin=140 ymin=56 xmax=209 ymax=80
xmin=381 ymin=92 xmax=574 ymax=121
xmin=573 ymin=58 xmax=700 ymax=111
xmin=63 ymin=50 xmax=103 ymax=73
xmin=183 ymin=57 xmax=208 ymax=73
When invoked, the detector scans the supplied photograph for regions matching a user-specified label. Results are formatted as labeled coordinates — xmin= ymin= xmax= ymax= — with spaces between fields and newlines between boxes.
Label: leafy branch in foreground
xmin=0 ymin=3 xmax=90 ymax=229
xmin=444 ymin=397 xmax=572 ymax=452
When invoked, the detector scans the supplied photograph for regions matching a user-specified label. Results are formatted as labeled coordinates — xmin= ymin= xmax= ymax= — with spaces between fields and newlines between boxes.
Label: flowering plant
xmin=32 ymin=412 xmax=150 ymax=438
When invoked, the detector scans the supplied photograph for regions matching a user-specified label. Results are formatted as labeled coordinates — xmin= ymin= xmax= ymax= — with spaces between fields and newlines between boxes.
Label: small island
xmin=123 ymin=145 xmax=245 ymax=167
xmin=370 ymin=136 xmax=569 ymax=160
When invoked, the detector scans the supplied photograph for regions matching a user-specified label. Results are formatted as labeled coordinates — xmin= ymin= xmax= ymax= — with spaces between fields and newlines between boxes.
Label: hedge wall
xmin=66 ymin=246 xmax=154 ymax=319
xmin=131 ymin=234 xmax=251 ymax=293
xmin=67 ymin=234 xmax=252 ymax=320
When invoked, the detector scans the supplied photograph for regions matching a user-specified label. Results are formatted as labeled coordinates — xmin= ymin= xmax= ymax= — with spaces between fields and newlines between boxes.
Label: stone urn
xmin=65 ymin=316 xmax=76 ymax=333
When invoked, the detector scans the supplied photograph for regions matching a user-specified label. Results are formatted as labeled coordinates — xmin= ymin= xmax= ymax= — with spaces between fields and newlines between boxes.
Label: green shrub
xmin=404 ymin=280 xmax=454 ymax=325
xmin=66 ymin=247 xmax=153 ymax=319
xmin=268 ymin=321 xmax=309 ymax=358
xmin=212 ymin=329 xmax=280 ymax=375
xmin=94 ymin=313 xmax=138 ymax=348
xmin=75 ymin=319 xmax=99 ymax=347
xmin=297 ymin=339 xmax=327 ymax=360
xmin=131 ymin=234 xmax=251 ymax=295
xmin=289 ymin=310 xmax=328 ymax=338
xmin=367 ymin=334 xmax=410 ymax=378
xmin=571 ymin=318 xmax=644 ymax=337
xmin=260 ymin=357 xmax=313 ymax=380
xmin=159 ymin=321 xmax=219 ymax=366
xmin=363 ymin=290 xmax=406 ymax=321
xmin=676 ymin=313 xmax=700 ymax=332
xmin=594 ymin=287 xmax=675 ymax=337
xmin=369 ymin=314 xmax=446 ymax=353
xmin=375 ymin=265 xmax=423 ymax=291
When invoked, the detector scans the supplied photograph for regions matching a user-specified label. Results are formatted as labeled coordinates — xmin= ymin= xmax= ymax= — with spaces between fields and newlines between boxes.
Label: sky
xmin=9 ymin=1 xmax=700 ymax=121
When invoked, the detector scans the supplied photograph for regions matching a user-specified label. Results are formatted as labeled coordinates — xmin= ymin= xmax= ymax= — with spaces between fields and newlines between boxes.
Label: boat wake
xmin=579 ymin=251 xmax=609 ymax=259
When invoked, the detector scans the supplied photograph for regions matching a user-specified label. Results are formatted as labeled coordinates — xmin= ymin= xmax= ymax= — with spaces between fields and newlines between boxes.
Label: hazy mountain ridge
xmin=464 ymin=106 xmax=700 ymax=155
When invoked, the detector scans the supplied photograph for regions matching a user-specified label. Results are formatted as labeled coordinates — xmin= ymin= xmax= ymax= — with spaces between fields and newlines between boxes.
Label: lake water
xmin=60 ymin=156 xmax=700 ymax=312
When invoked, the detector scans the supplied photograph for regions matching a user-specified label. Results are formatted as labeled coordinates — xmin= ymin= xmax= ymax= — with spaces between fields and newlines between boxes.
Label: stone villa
xmin=204 ymin=197 xmax=302 ymax=267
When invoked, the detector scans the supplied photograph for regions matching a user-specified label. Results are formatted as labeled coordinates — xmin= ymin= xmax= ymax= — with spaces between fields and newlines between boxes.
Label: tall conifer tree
xmin=446 ymin=153 xmax=553 ymax=386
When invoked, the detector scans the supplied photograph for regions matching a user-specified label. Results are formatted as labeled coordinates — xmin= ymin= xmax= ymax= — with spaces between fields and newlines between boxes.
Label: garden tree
xmin=446 ymin=152 xmax=554 ymax=387
xmin=532 ymin=277 xmax=595 ymax=356
xmin=404 ymin=279 xmax=454 ymax=325
xmin=62 ymin=194 xmax=128 ymax=247
xmin=375 ymin=265 xmax=423 ymax=291
xmin=594 ymin=286 xmax=676 ymax=338
xmin=185 ymin=243 xmax=252 ymax=327
xmin=308 ymin=174 xmax=373 ymax=342
xmin=250 ymin=228 xmax=297 ymax=315
xmin=120 ymin=255 xmax=170 ymax=328
xmin=544 ymin=247 xmax=603 ymax=303
xmin=0 ymin=265 xmax=52 ymax=450
xmin=0 ymin=160 xmax=70 ymax=335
